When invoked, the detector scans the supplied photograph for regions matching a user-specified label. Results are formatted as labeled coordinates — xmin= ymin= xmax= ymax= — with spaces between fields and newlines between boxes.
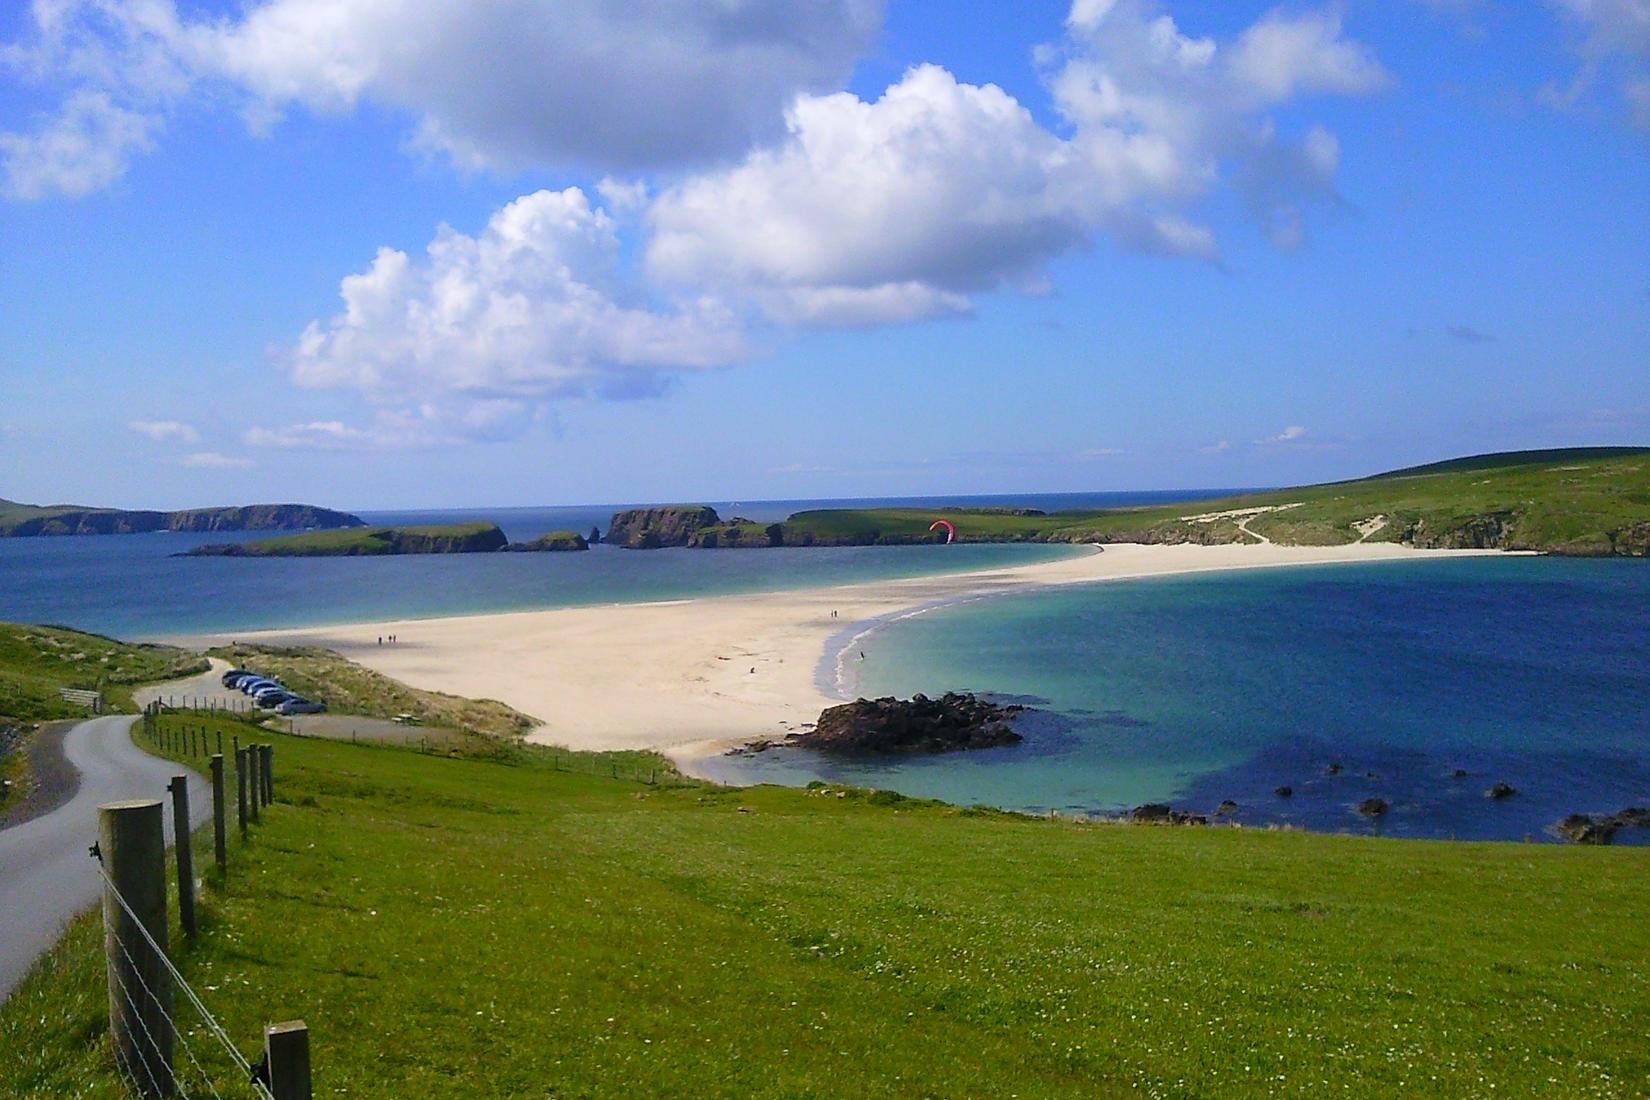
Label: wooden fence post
xmin=209 ymin=754 xmax=227 ymax=874
xmin=167 ymin=777 xmax=196 ymax=940
xmin=98 ymin=799 xmax=174 ymax=1097
xmin=235 ymin=747 xmax=248 ymax=838
xmin=247 ymin=747 xmax=260 ymax=825
xmin=261 ymin=744 xmax=274 ymax=805
xmin=264 ymin=1020 xmax=311 ymax=1100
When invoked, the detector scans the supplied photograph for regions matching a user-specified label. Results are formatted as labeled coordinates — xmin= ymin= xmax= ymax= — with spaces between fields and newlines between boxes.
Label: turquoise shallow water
xmin=700 ymin=556 xmax=1650 ymax=842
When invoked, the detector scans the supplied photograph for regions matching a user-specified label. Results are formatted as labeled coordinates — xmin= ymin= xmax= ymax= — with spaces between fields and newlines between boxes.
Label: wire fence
xmin=92 ymin=858 xmax=275 ymax=1100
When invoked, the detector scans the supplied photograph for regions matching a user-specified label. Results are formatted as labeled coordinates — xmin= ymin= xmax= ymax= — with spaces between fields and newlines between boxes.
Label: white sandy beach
xmin=184 ymin=541 xmax=1505 ymax=773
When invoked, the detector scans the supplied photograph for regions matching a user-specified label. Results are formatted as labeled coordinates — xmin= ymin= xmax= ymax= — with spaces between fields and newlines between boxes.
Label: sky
xmin=0 ymin=0 xmax=1646 ymax=510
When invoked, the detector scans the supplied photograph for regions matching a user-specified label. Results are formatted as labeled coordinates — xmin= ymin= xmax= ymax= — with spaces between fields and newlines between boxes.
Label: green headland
xmin=183 ymin=521 xmax=511 ymax=557
xmin=0 ymin=498 xmax=364 ymax=537
xmin=608 ymin=447 xmax=1650 ymax=556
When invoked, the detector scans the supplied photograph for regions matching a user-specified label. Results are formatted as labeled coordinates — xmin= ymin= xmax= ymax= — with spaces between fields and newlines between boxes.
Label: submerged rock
xmin=1274 ymin=786 xmax=1293 ymax=798
xmin=792 ymin=692 xmax=1024 ymax=755
xmin=1215 ymin=799 xmax=1239 ymax=816
xmin=1324 ymin=761 xmax=1344 ymax=776
xmin=1357 ymin=797 xmax=1389 ymax=818
xmin=1485 ymin=782 xmax=1518 ymax=800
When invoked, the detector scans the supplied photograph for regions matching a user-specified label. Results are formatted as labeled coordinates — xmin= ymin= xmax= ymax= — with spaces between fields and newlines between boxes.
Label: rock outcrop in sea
xmin=604 ymin=506 xmax=722 ymax=548
xmin=790 ymin=693 xmax=1024 ymax=755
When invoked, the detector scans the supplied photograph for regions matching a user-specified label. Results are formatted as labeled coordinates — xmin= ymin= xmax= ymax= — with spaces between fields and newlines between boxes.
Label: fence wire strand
xmin=95 ymin=859 xmax=273 ymax=1100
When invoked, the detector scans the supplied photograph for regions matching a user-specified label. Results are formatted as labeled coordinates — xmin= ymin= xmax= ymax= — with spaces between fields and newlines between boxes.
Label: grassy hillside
xmin=757 ymin=447 xmax=1650 ymax=555
xmin=0 ymin=498 xmax=363 ymax=537
xmin=5 ymin=715 xmax=1645 ymax=1098
xmin=184 ymin=521 xmax=508 ymax=557
xmin=0 ymin=622 xmax=205 ymax=722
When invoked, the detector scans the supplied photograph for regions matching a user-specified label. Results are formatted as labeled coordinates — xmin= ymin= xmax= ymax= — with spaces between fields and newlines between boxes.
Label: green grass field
xmin=5 ymin=714 xmax=1646 ymax=1098
xmin=764 ymin=448 xmax=1650 ymax=554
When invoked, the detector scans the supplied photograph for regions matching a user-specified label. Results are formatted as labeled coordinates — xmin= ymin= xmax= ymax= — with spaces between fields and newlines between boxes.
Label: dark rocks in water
xmin=1214 ymin=799 xmax=1239 ymax=816
xmin=1357 ymin=797 xmax=1388 ymax=818
xmin=1556 ymin=814 xmax=1619 ymax=845
xmin=1449 ymin=768 xmax=1470 ymax=779
xmin=1274 ymin=786 xmax=1294 ymax=798
xmin=1556 ymin=806 xmax=1650 ymax=844
xmin=605 ymin=505 xmax=722 ymax=548
xmin=1129 ymin=803 xmax=1208 ymax=826
xmin=792 ymin=692 xmax=1024 ymax=755
xmin=1485 ymin=782 xmax=1517 ymax=800
xmin=589 ymin=526 xmax=602 ymax=545
xmin=1324 ymin=761 xmax=1343 ymax=776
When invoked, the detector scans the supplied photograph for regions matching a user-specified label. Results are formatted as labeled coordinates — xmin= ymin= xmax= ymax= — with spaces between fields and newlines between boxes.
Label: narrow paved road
xmin=0 ymin=715 xmax=209 ymax=1001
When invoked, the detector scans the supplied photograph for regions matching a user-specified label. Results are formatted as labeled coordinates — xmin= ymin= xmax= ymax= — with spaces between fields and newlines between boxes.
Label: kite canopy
xmin=928 ymin=519 xmax=955 ymax=544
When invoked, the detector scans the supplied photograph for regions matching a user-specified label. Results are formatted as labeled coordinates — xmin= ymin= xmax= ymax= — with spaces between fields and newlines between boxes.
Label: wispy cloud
xmin=1446 ymin=324 xmax=1497 ymax=343
xmin=1255 ymin=425 xmax=1309 ymax=445
xmin=129 ymin=419 xmax=200 ymax=443
xmin=1076 ymin=447 xmax=1124 ymax=460
xmin=1200 ymin=439 xmax=1233 ymax=454
xmin=244 ymin=420 xmax=379 ymax=450
xmin=180 ymin=451 xmax=252 ymax=469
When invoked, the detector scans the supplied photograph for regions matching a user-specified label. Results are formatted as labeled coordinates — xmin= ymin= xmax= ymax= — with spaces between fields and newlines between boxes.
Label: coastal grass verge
xmin=4 ymin=715 xmax=1647 ymax=1098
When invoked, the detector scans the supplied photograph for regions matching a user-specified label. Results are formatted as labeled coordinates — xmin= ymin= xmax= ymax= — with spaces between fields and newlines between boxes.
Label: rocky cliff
xmin=604 ymin=506 xmax=722 ymax=548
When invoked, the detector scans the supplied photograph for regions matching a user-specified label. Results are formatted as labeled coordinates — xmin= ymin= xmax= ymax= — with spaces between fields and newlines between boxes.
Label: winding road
xmin=0 ymin=715 xmax=209 ymax=1001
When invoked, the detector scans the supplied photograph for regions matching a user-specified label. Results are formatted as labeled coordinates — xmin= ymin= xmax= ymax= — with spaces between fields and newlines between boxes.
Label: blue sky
xmin=1 ymin=0 xmax=1646 ymax=509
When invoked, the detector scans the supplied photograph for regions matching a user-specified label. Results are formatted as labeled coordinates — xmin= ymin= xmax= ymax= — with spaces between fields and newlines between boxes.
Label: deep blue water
xmin=0 ymin=490 xmax=1223 ymax=638
xmin=701 ymin=556 xmax=1650 ymax=843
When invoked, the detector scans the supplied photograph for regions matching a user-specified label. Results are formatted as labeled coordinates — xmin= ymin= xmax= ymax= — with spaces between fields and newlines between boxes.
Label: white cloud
xmin=1256 ymin=425 xmax=1309 ymax=444
xmin=282 ymin=187 xmax=745 ymax=437
xmin=180 ymin=451 xmax=253 ymax=468
xmin=1547 ymin=0 xmax=1650 ymax=128
xmin=647 ymin=3 xmax=1388 ymax=322
xmin=1077 ymin=447 xmax=1125 ymax=459
xmin=128 ymin=418 xmax=200 ymax=443
xmin=1200 ymin=439 xmax=1233 ymax=453
xmin=1 ymin=0 xmax=885 ymax=193
xmin=244 ymin=420 xmax=379 ymax=450
xmin=1 ymin=90 xmax=157 ymax=200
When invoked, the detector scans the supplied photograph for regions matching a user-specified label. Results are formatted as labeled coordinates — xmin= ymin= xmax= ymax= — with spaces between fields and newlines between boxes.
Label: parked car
xmin=240 ymin=678 xmax=278 ymax=695
xmin=221 ymin=669 xmax=254 ymax=688
xmin=250 ymin=685 xmax=289 ymax=704
xmin=256 ymin=691 xmax=298 ymax=709
xmin=277 ymin=698 xmax=326 ymax=715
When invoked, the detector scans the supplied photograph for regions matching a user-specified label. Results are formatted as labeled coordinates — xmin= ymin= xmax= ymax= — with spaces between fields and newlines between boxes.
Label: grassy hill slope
xmin=5 ymin=717 xmax=1645 ymax=1098
xmin=755 ymin=447 xmax=1650 ymax=555
xmin=0 ymin=622 xmax=205 ymax=722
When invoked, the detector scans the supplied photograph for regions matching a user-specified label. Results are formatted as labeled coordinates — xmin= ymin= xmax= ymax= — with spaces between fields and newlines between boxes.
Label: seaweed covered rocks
xmin=794 ymin=693 xmax=1024 ymax=755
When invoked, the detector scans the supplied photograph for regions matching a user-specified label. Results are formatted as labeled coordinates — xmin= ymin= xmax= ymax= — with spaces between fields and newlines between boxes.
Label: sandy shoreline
xmin=172 ymin=541 xmax=1510 ymax=775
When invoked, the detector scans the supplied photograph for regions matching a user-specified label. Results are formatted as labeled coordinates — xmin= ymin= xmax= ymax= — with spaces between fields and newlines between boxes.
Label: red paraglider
xmin=929 ymin=519 xmax=956 ymax=545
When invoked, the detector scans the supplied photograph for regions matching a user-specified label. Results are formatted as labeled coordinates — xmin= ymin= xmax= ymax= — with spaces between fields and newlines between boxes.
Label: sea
xmin=3 ymin=491 xmax=1647 ymax=842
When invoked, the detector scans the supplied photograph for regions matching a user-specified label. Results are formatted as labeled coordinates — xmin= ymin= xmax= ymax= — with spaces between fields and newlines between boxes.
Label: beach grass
xmin=5 ymin=714 xmax=1646 ymax=1098
xmin=206 ymin=641 xmax=539 ymax=740
xmin=0 ymin=622 xmax=206 ymax=723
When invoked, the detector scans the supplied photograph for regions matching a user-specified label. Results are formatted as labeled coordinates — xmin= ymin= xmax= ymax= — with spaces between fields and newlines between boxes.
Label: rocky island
xmin=788 ymin=693 xmax=1025 ymax=755
xmin=0 ymin=498 xmax=364 ymax=537
xmin=505 ymin=530 xmax=589 ymax=552
xmin=183 ymin=522 xmax=510 ymax=557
